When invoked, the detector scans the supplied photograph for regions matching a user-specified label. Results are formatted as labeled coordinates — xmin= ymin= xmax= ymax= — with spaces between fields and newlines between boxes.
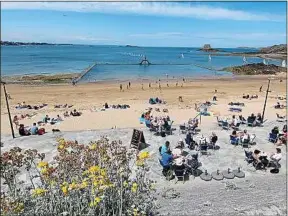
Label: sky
xmin=1 ymin=2 xmax=287 ymax=48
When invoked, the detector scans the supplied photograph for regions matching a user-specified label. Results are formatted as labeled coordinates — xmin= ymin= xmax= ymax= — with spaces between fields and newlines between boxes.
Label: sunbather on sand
xmin=70 ymin=109 xmax=81 ymax=116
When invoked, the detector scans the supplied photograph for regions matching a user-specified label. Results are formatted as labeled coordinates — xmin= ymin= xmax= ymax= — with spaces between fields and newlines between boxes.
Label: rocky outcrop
xmin=259 ymin=44 xmax=287 ymax=54
xmin=198 ymin=44 xmax=220 ymax=52
xmin=221 ymin=63 xmax=286 ymax=75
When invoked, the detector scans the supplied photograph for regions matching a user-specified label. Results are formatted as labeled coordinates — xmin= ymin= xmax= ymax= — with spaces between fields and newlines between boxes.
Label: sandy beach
xmin=1 ymin=76 xmax=286 ymax=136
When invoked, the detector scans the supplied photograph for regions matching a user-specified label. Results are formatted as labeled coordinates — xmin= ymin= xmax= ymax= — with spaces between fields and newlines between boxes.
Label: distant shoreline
xmin=1 ymin=72 xmax=286 ymax=86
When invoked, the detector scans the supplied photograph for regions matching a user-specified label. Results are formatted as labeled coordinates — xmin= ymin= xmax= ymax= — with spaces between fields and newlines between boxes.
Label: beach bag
xmin=270 ymin=168 xmax=279 ymax=174
xmin=38 ymin=128 xmax=45 ymax=135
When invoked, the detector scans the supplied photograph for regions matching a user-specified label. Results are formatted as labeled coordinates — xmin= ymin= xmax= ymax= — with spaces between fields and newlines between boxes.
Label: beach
xmin=1 ymin=75 xmax=286 ymax=135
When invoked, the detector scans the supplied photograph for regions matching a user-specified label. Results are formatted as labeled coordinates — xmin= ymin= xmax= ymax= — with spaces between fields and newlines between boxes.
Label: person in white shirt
xmin=172 ymin=139 xmax=184 ymax=158
xmin=270 ymin=148 xmax=282 ymax=161
xmin=241 ymin=130 xmax=250 ymax=143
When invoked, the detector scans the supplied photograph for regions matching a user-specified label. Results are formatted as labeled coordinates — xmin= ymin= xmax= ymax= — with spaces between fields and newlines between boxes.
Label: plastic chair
xmin=230 ymin=135 xmax=239 ymax=145
xmin=268 ymin=133 xmax=278 ymax=143
xmin=222 ymin=121 xmax=229 ymax=130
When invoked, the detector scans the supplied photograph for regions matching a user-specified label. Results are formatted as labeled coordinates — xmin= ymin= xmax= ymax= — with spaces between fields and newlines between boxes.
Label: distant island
xmin=1 ymin=41 xmax=73 ymax=46
xmin=198 ymin=44 xmax=221 ymax=52
xmin=237 ymin=46 xmax=256 ymax=49
xmin=125 ymin=45 xmax=140 ymax=48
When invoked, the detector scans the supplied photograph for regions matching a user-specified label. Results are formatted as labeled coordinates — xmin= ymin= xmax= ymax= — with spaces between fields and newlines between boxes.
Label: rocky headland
xmin=221 ymin=63 xmax=286 ymax=75
xmin=217 ymin=44 xmax=287 ymax=60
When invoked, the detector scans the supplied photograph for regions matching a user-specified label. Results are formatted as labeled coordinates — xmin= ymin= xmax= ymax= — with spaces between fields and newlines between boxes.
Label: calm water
xmin=1 ymin=45 xmax=282 ymax=82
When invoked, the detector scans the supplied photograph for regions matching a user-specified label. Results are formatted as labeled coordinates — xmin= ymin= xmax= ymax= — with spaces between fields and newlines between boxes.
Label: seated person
xmin=172 ymin=140 xmax=184 ymax=158
xmin=252 ymin=149 xmax=263 ymax=169
xmin=64 ymin=111 xmax=70 ymax=117
xmin=13 ymin=115 xmax=20 ymax=129
xmin=56 ymin=115 xmax=63 ymax=121
xmin=43 ymin=115 xmax=50 ymax=124
xmin=274 ymin=102 xmax=282 ymax=109
xmin=271 ymin=126 xmax=279 ymax=136
xmin=185 ymin=154 xmax=201 ymax=174
xmin=160 ymin=141 xmax=171 ymax=155
xmin=240 ymin=130 xmax=250 ymax=143
xmin=277 ymin=132 xmax=287 ymax=146
xmin=239 ymin=115 xmax=246 ymax=123
xmin=189 ymin=119 xmax=199 ymax=130
xmin=230 ymin=130 xmax=239 ymax=144
xmin=283 ymin=125 xmax=287 ymax=133
xmin=247 ymin=113 xmax=256 ymax=124
xmin=210 ymin=132 xmax=218 ymax=145
xmin=19 ymin=124 xmax=30 ymax=136
xmin=270 ymin=148 xmax=282 ymax=162
xmin=160 ymin=150 xmax=176 ymax=176
xmin=255 ymin=113 xmax=262 ymax=125
xmin=174 ymin=157 xmax=186 ymax=174
xmin=163 ymin=119 xmax=170 ymax=130
xmin=30 ymin=123 xmax=38 ymax=135
xmin=185 ymin=132 xmax=196 ymax=149
xmin=104 ymin=102 xmax=109 ymax=109
xmin=230 ymin=115 xmax=238 ymax=127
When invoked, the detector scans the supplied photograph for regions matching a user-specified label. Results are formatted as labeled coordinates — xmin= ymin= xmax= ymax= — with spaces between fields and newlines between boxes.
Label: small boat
xmin=208 ymin=55 xmax=212 ymax=62
xmin=243 ymin=56 xmax=247 ymax=64
xmin=282 ymin=60 xmax=286 ymax=67
xmin=180 ymin=53 xmax=184 ymax=58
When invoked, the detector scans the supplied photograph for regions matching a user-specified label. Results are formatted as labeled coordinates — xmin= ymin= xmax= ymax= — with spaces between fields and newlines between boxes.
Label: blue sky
xmin=1 ymin=2 xmax=287 ymax=47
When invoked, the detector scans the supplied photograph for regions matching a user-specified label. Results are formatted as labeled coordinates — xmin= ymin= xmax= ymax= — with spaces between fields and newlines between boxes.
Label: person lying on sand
xmin=70 ymin=109 xmax=81 ymax=117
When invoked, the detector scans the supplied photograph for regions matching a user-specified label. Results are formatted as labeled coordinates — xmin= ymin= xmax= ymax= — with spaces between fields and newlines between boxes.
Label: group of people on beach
xmin=15 ymin=108 xmax=83 ymax=137
xmin=16 ymin=101 xmax=48 ymax=110
xmin=248 ymin=147 xmax=282 ymax=171
xmin=159 ymin=140 xmax=201 ymax=177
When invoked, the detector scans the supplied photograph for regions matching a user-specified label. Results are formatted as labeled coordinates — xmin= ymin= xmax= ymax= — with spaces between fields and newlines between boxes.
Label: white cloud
xmin=2 ymin=2 xmax=285 ymax=22
xmin=129 ymin=32 xmax=184 ymax=38
xmin=129 ymin=32 xmax=286 ymax=41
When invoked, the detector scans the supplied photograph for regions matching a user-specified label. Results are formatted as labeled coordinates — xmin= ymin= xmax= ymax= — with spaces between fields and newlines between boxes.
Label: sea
xmin=1 ymin=45 xmax=282 ymax=82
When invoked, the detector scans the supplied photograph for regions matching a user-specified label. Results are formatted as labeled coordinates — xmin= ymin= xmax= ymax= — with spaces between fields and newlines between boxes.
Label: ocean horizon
xmin=1 ymin=45 xmax=282 ymax=82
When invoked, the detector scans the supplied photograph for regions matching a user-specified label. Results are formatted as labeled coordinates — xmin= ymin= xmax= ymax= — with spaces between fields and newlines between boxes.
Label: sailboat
xmin=180 ymin=53 xmax=184 ymax=58
xmin=208 ymin=55 xmax=212 ymax=62
xmin=282 ymin=60 xmax=286 ymax=67
xmin=263 ymin=59 xmax=267 ymax=65
xmin=243 ymin=56 xmax=247 ymax=64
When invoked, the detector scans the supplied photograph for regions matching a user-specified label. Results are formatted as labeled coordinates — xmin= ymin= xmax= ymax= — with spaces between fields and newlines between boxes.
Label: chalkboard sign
xmin=130 ymin=129 xmax=146 ymax=150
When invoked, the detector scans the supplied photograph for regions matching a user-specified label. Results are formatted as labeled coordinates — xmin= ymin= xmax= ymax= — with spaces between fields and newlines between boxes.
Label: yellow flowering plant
xmin=0 ymin=138 xmax=156 ymax=215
